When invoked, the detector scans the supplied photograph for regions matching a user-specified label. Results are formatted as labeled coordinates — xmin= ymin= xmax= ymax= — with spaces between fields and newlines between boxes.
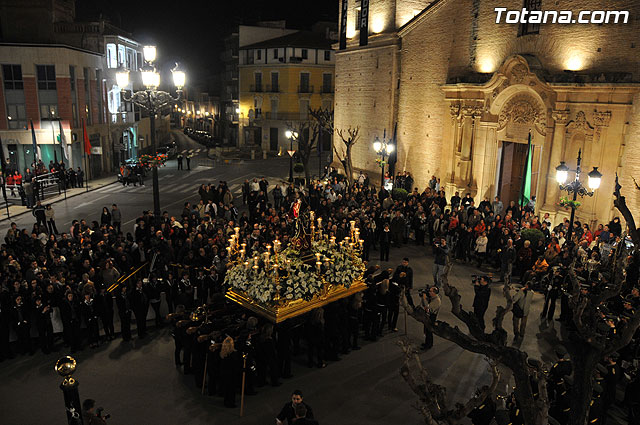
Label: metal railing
xmin=249 ymin=84 xmax=263 ymax=92
xmin=265 ymin=84 xmax=279 ymax=92
xmin=297 ymin=85 xmax=314 ymax=94
xmin=320 ymin=85 xmax=334 ymax=94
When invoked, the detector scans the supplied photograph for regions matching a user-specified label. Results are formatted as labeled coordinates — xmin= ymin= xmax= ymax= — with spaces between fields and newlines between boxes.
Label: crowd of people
xmin=2 ymin=159 xmax=85 ymax=208
xmin=2 ymin=167 xmax=640 ymax=424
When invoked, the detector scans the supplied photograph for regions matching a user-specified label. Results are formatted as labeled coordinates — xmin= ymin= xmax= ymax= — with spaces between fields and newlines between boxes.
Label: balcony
xmin=250 ymin=84 xmax=263 ymax=92
xmin=320 ymin=85 xmax=334 ymax=94
xmin=263 ymin=112 xmax=309 ymax=121
xmin=297 ymin=85 xmax=314 ymax=94
xmin=265 ymin=84 xmax=279 ymax=93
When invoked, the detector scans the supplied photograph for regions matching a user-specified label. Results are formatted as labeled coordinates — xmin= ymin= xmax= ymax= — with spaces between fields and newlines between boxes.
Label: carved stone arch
xmin=565 ymin=111 xmax=594 ymax=137
xmin=492 ymin=90 xmax=547 ymax=136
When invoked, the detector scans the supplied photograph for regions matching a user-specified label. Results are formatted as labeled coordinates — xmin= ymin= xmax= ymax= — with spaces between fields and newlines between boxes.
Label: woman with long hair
xmin=220 ymin=336 xmax=238 ymax=408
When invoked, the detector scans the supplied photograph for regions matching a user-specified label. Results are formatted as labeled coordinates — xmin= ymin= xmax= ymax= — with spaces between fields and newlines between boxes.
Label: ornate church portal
xmin=441 ymin=55 xmax=627 ymax=227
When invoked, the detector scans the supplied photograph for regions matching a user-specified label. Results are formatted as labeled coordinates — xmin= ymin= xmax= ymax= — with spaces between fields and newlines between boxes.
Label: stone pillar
xmin=543 ymin=110 xmax=569 ymax=211
xmin=445 ymin=103 xmax=461 ymax=196
xmin=457 ymin=107 xmax=475 ymax=187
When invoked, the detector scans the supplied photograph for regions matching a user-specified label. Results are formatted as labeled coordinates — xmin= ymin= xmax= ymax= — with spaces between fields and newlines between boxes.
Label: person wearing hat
xmin=603 ymin=353 xmax=621 ymax=411
xmin=473 ymin=276 xmax=491 ymax=331
xmin=548 ymin=346 xmax=572 ymax=401
xmin=467 ymin=393 xmax=496 ymax=425
xmin=589 ymin=383 xmax=605 ymax=425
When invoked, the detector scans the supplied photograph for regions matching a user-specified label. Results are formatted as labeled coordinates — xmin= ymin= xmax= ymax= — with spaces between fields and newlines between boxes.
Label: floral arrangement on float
xmin=224 ymin=216 xmax=366 ymax=322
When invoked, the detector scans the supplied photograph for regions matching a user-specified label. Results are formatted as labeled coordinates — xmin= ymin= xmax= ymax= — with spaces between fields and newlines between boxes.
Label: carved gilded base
xmin=226 ymin=280 xmax=368 ymax=323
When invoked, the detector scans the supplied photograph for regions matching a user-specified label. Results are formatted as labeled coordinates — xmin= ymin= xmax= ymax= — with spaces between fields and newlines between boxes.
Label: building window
xmin=322 ymin=73 xmax=332 ymax=93
xmin=69 ymin=65 xmax=76 ymax=91
xmin=324 ymin=50 xmax=331 ymax=61
xmin=299 ymin=72 xmax=310 ymax=93
xmin=136 ymin=52 xmax=143 ymax=68
xmin=71 ymin=103 xmax=78 ymax=128
xmin=254 ymin=73 xmax=262 ymax=92
xmin=84 ymin=67 xmax=92 ymax=125
xmin=40 ymin=104 xmax=58 ymax=118
xmin=270 ymin=72 xmax=279 ymax=92
xmin=519 ymin=0 xmax=541 ymax=35
xmin=36 ymin=65 xmax=56 ymax=90
xmin=301 ymin=49 xmax=308 ymax=60
xmin=356 ymin=8 xmax=362 ymax=30
xmin=118 ymin=45 xmax=125 ymax=66
xmin=106 ymin=43 xmax=117 ymax=68
xmin=247 ymin=49 xmax=254 ymax=65
xmin=257 ymin=50 xmax=262 ymax=60
xmin=273 ymin=49 xmax=278 ymax=59
xmin=2 ymin=64 xmax=23 ymax=90
xmin=6 ymin=104 xmax=26 ymax=129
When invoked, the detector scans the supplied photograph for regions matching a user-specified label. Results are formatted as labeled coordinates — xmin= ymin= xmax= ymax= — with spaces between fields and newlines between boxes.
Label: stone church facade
xmin=334 ymin=0 xmax=640 ymax=225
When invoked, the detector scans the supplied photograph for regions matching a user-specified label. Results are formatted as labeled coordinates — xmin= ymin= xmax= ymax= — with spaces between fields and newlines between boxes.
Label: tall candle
xmin=316 ymin=261 xmax=322 ymax=272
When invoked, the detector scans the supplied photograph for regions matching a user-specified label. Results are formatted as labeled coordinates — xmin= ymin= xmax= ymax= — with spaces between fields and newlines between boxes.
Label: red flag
xmin=82 ymin=118 xmax=91 ymax=156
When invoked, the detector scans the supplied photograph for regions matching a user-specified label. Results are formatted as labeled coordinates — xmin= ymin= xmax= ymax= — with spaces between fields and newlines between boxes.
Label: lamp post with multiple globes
xmin=116 ymin=46 xmax=185 ymax=216
xmin=555 ymin=148 xmax=602 ymax=245
xmin=372 ymin=135 xmax=394 ymax=189
xmin=285 ymin=129 xmax=298 ymax=183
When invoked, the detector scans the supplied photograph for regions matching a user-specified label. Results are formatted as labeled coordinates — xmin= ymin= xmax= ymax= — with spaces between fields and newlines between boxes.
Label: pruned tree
xmin=401 ymin=175 xmax=640 ymax=425
xmin=399 ymin=339 xmax=500 ymax=425
xmin=401 ymin=267 xmax=549 ymax=425
xmin=334 ymin=127 xmax=360 ymax=185
xmin=285 ymin=117 xmax=319 ymax=184
xmin=309 ymin=107 xmax=360 ymax=185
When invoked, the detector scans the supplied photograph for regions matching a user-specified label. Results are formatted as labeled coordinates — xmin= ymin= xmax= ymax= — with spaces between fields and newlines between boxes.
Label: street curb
xmin=0 ymin=180 xmax=118 ymax=223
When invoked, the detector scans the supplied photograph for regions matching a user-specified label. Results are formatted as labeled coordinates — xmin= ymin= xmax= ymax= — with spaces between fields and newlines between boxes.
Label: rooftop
xmin=241 ymin=31 xmax=333 ymax=50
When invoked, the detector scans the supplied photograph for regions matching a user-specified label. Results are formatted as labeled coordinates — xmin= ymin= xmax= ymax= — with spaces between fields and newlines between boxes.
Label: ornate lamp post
xmin=555 ymin=148 xmax=602 ymax=245
xmin=373 ymin=135 xmax=394 ymax=188
xmin=285 ymin=130 xmax=298 ymax=183
xmin=55 ymin=356 xmax=83 ymax=425
xmin=116 ymin=46 xmax=185 ymax=216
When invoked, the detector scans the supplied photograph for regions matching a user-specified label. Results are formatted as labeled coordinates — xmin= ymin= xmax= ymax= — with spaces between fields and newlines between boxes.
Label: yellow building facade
xmin=238 ymin=31 xmax=334 ymax=151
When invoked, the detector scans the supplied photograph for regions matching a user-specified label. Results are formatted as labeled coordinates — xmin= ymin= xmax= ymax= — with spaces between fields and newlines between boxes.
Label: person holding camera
xmin=473 ymin=276 xmax=491 ymax=331
xmin=82 ymin=399 xmax=109 ymax=424
xmin=420 ymin=286 xmax=441 ymax=350
xmin=512 ymin=281 xmax=534 ymax=340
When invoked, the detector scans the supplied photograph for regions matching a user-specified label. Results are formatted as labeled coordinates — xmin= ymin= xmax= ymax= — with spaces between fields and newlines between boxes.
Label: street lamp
xmin=285 ymin=130 xmax=298 ymax=183
xmin=372 ymin=135 xmax=394 ymax=188
xmin=55 ymin=356 xmax=83 ymax=425
xmin=555 ymin=148 xmax=602 ymax=246
xmin=116 ymin=49 xmax=185 ymax=216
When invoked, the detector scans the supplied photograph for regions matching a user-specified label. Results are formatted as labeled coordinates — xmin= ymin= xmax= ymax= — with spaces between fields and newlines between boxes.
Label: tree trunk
xmin=568 ymin=346 xmax=600 ymax=425
xmin=345 ymin=144 xmax=353 ymax=185
xmin=512 ymin=365 xmax=546 ymax=425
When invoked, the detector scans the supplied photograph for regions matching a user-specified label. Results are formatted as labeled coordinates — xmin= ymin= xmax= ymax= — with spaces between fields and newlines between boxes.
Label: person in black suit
xmin=115 ymin=285 xmax=132 ymax=341
xmin=276 ymin=390 xmax=314 ymax=425
xmin=292 ymin=403 xmax=319 ymax=425
xmin=132 ymin=280 xmax=149 ymax=338
xmin=34 ymin=296 xmax=54 ymax=354
xmin=60 ymin=291 xmax=82 ymax=352
xmin=11 ymin=295 xmax=32 ymax=355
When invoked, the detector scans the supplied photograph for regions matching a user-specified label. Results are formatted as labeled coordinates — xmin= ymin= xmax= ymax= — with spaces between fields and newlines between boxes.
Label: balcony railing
xmin=265 ymin=84 xmax=279 ymax=93
xmin=250 ymin=84 xmax=263 ymax=92
xmin=320 ymin=85 xmax=334 ymax=94
xmin=297 ymin=85 xmax=314 ymax=94
xmin=262 ymin=112 xmax=310 ymax=121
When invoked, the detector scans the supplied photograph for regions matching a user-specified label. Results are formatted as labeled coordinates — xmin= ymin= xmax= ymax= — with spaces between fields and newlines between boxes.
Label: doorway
xmin=269 ymin=127 xmax=278 ymax=151
xmin=497 ymin=141 xmax=540 ymax=208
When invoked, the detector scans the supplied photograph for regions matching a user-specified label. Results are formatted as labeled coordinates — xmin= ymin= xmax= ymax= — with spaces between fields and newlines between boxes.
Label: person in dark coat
xmin=95 ymin=286 xmax=115 ymax=340
xmin=473 ymin=276 xmax=491 ymax=331
xmin=115 ymin=285 xmax=132 ymax=341
xmin=131 ymin=280 xmax=149 ymax=338
xmin=219 ymin=336 xmax=238 ymax=408
xmin=256 ymin=323 xmax=281 ymax=387
xmin=379 ymin=224 xmax=391 ymax=262
xmin=60 ymin=291 xmax=82 ymax=352
xmin=305 ymin=308 xmax=326 ymax=368
xmin=81 ymin=293 xmax=100 ymax=348
xmin=11 ymin=295 xmax=32 ymax=354
xmin=34 ymin=296 xmax=54 ymax=354
xmin=467 ymin=394 xmax=496 ymax=425
xmin=276 ymin=390 xmax=315 ymax=425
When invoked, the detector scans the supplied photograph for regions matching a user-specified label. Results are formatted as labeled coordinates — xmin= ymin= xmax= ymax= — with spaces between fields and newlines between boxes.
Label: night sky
xmin=76 ymin=0 xmax=338 ymax=90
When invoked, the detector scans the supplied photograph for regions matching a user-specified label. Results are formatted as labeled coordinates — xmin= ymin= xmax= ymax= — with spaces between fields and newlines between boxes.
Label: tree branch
xmin=614 ymin=173 xmax=640 ymax=246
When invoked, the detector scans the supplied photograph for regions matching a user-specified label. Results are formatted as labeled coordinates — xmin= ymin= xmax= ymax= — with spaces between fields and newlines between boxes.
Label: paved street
xmin=0 ymin=152 xmax=560 ymax=424
xmin=0 ymin=134 xmax=559 ymax=425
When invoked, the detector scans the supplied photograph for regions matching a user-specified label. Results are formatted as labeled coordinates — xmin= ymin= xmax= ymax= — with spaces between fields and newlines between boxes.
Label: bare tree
xmin=285 ymin=118 xmax=319 ymax=184
xmin=309 ymin=107 xmax=360 ymax=185
xmin=401 ymin=176 xmax=640 ymax=425
xmin=401 ymin=266 xmax=549 ymax=425
xmin=399 ymin=339 xmax=500 ymax=425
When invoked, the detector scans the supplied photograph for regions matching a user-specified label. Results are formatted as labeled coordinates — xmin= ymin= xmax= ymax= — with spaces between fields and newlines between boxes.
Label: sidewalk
xmin=0 ymin=175 xmax=117 ymax=222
